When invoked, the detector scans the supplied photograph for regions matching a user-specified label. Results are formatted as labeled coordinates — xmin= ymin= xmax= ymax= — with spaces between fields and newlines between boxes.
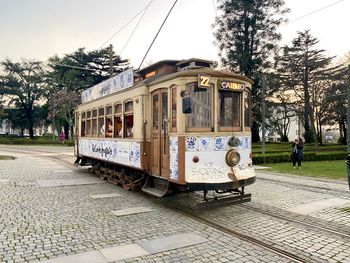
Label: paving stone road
xmin=0 ymin=145 xmax=350 ymax=262
xmin=0 ymin=146 xmax=291 ymax=263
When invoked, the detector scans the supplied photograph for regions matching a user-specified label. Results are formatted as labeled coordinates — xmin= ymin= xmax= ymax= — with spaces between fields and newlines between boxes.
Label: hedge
xmin=253 ymin=151 xmax=348 ymax=164
xmin=0 ymin=137 xmax=74 ymax=146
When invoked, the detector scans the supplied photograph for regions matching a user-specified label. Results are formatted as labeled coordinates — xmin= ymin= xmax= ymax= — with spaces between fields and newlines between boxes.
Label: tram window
xmin=218 ymin=90 xmax=241 ymax=127
xmin=153 ymin=94 xmax=159 ymax=130
xmin=105 ymin=118 xmax=113 ymax=137
xmin=114 ymin=116 xmax=122 ymax=137
xmin=105 ymin=106 xmax=113 ymax=138
xmin=185 ymin=82 xmax=213 ymax=130
xmin=81 ymin=121 xmax=86 ymax=137
xmin=125 ymin=101 xmax=133 ymax=112
xmin=98 ymin=107 xmax=104 ymax=137
xmin=92 ymin=109 xmax=98 ymax=137
xmin=106 ymin=105 xmax=112 ymax=115
xmin=244 ymin=91 xmax=251 ymax=128
xmin=115 ymin=104 xmax=122 ymax=114
xmin=162 ymin=92 xmax=168 ymax=133
xmin=86 ymin=110 xmax=91 ymax=136
xmin=124 ymin=101 xmax=134 ymax=138
xmin=114 ymin=103 xmax=122 ymax=137
xmin=171 ymin=86 xmax=177 ymax=132
xmin=124 ymin=115 xmax=134 ymax=137
xmin=81 ymin=112 xmax=86 ymax=137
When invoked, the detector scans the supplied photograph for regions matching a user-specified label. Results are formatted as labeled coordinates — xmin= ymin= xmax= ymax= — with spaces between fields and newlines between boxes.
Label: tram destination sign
xmin=81 ymin=68 xmax=134 ymax=103
xmin=219 ymin=80 xmax=245 ymax=90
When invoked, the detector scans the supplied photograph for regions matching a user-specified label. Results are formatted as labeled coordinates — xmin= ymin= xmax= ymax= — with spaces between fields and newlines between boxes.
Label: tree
xmin=320 ymin=65 xmax=348 ymax=144
xmin=214 ymin=0 xmax=289 ymax=142
xmin=275 ymin=30 xmax=342 ymax=145
xmin=48 ymin=88 xmax=80 ymax=139
xmin=47 ymin=46 xmax=129 ymax=94
xmin=0 ymin=59 xmax=46 ymax=138
xmin=46 ymin=46 xmax=129 ymax=138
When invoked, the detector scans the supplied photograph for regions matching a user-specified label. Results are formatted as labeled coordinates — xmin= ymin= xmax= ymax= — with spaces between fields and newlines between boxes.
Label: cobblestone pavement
xmin=1 ymin=145 xmax=350 ymax=262
xmin=0 ymin=146 xmax=291 ymax=263
xmin=252 ymin=171 xmax=350 ymax=227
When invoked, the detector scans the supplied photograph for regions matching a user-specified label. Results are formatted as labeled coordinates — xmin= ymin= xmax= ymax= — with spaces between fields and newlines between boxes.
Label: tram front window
xmin=219 ymin=90 xmax=241 ymax=127
xmin=185 ymin=82 xmax=212 ymax=130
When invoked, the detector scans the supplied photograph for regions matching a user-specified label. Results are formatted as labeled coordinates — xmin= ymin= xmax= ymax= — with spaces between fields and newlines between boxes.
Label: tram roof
xmin=135 ymin=67 xmax=254 ymax=87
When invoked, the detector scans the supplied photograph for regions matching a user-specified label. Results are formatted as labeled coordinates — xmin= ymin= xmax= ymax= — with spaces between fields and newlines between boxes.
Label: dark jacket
xmin=291 ymin=142 xmax=303 ymax=161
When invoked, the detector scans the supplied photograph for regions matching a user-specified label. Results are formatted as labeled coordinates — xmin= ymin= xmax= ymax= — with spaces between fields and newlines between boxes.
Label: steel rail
xmin=160 ymin=201 xmax=309 ymax=263
xmin=258 ymin=176 xmax=349 ymax=194
xmin=239 ymin=203 xmax=350 ymax=239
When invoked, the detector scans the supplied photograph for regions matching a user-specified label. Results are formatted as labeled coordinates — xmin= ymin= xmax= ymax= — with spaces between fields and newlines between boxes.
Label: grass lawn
xmin=263 ymin=160 xmax=348 ymax=180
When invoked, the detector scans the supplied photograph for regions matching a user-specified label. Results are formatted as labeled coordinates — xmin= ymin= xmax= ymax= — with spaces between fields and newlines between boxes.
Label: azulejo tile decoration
xmin=199 ymin=137 xmax=212 ymax=151
xmin=184 ymin=136 xmax=251 ymax=152
xmin=169 ymin=137 xmax=179 ymax=180
xmin=185 ymin=137 xmax=198 ymax=152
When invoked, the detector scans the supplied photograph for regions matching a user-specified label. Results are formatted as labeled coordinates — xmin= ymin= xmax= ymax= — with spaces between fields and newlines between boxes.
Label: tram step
xmin=142 ymin=176 xmax=170 ymax=197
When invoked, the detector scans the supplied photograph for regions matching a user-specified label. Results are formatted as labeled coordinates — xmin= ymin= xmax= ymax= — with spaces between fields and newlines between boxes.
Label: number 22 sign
xmin=198 ymin=74 xmax=210 ymax=88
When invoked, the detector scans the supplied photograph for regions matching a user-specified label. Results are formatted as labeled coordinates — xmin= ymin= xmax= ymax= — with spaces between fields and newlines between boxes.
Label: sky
xmin=0 ymin=0 xmax=349 ymax=69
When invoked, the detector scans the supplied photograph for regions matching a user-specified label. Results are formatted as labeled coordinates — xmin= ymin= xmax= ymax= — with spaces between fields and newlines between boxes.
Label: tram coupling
xmin=196 ymin=189 xmax=251 ymax=210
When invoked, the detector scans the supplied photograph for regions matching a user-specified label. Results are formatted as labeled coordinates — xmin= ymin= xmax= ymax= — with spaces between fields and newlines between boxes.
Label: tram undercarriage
xmin=75 ymin=156 xmax=252 ymax=208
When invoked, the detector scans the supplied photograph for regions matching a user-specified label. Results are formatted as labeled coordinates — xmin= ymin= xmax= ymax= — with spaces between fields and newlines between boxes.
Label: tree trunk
xmin=252 ymin=120 xmax=260 ymax=143
xmin=64 ymin=122 xmax=69 ymax=140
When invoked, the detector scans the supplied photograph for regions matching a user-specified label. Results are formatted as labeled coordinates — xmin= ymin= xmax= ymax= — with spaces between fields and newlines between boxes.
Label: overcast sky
xmin=0 ymin=0 xmax=349 ymax=69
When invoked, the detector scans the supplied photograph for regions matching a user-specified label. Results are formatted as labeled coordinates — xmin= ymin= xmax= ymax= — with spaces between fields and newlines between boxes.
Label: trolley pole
xmin=261 ymin=76 xmax=266 ymax=154
xmin=347 ymin=65 xmax=350 ymax=152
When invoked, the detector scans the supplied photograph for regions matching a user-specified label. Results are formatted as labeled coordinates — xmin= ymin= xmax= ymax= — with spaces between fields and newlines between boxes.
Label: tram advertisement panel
xmin=184 ymin=135 xmax=254 ymax=183
xmin=78 ymin=138 xmax=141 ymax=168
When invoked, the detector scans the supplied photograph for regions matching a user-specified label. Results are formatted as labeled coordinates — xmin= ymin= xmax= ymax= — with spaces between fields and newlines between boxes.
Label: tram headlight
xmin=225 ymin=149 xmax=240 ymax=167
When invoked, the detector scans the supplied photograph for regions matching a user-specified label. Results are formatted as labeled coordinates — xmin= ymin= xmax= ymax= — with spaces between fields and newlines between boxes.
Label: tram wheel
xmin=122 ymin=183 xmax=131 ymax=191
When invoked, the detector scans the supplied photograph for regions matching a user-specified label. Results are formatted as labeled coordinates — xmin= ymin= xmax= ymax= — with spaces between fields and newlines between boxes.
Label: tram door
xmin=151 ymin=89 xmax=169 ymax=177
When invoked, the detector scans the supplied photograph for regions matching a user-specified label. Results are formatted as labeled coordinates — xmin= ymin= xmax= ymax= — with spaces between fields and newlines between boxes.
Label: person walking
xmin=291 ymin=138 xmax=304 ymax=169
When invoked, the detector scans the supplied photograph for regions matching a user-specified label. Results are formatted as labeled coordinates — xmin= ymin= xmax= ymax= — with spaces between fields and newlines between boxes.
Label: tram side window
xmin=153 ymin=94 xmax=159 ymax=130
xmin=81 ymin=112 xmax=86 ymax=137
xmin=98 ymin=107 xmax=105 ymax=137
xmin=86 ymin=111 xmax=91 ymax=137
xmin=185 ymin=82 xmax=213 ymax=131
xmin=114 ymin=103 xmax=122 ymax=137
xmin=105 ymin=105 xmax=113 ymax=138
xmin=244 ymin=91 xmax=251 ymax=128
xmin=219 ymin=90 xmax=241 ymax=127
xmin=92 ymin=109 xmax=98 ymax=137
xmin=171 ymin=86 xmax=177 ymax=132
xmin=124 ymin=101 xmax=134 ymax=137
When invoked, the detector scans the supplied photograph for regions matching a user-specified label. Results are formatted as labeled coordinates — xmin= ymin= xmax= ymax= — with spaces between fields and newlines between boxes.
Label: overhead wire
xmin=46 ymin=0 xmax=347 ymax=72
xmin=138 ymin=0 xmax=178 ymax=70
xmin=45 ymin=62 xmax=102 ymax=72
xmin=98 ymin=0 xmax=154 ymax=50
xmin=287 ymin=0 xmax=345 ymax=24
xmin=45 ymin=1 xmax=154 ymax=73
xmin=119 ymin=1 xmax=153 ymax=57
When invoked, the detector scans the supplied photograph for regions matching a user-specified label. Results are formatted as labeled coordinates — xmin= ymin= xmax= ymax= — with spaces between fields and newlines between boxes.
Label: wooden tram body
xmin=74 ymin=58 xmax=256 ymax=200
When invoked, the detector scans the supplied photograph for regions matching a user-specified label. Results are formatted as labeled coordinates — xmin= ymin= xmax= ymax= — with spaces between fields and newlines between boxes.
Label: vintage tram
xmin=74 ymin=58 xmax=255 ymax=202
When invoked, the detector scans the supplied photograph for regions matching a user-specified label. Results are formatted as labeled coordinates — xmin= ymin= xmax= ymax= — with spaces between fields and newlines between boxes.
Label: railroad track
xmin=257 ymin=176 xmax=349 ymax=195
xmin=160 ymin=200 xmax=311 ymax=263
xmin=239 ymin=203 xmax=350 ymax=239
